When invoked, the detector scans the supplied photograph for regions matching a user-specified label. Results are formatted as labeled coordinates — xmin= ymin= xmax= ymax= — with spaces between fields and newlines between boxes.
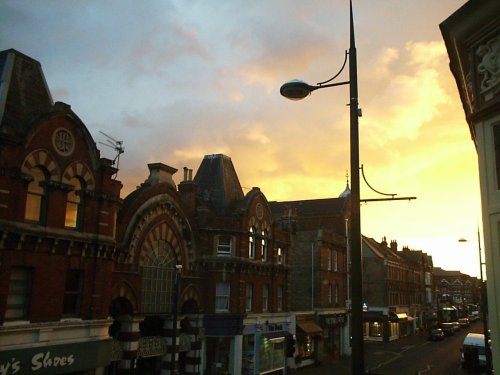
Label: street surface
xmin=296 ymin=321 xmax=487 ymax=375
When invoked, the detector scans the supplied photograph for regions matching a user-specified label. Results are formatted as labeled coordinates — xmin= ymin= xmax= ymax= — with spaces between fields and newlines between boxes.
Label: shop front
xmin=204 ymin=313 xmax=245 ymax=375
xmin=363 ymin=310 xmax=399 ymax=342
xmin=0 ymin=339 xmax=112 ymax=375
xmin=241 ymin=317 xmax=291 ymax=375
xmin=295 ymin=318 xmax=322 ymax=367
xmin=318 ymin=313 xmax=346 ymax=363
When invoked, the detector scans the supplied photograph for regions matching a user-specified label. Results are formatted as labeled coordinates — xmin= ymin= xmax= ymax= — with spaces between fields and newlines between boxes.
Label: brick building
xmin=362 ymin=237 xmax=430 ymax=341
xmin=270 ymin=195 xmax=349 ymax=367
xmin=0 ymin=49 xmax=122 ymax=374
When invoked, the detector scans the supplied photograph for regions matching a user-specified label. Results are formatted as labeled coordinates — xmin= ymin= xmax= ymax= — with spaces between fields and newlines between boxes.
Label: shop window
xmin=217 ymin=235 xmax=232 ymax=256
xmin=246 ymin=283 xmax=253 ymax=312
xmin=65 ymin=177 xmax=84 ymax=229
xmin=216 ymin=282 xmax=230 ymax=312
xmin=242 ymin=335 xmax=255 ymax=375
xmin=142 ymin=242 xmax=177 ymax=313
xmin=5 ymin=267 xmax=32 ymax=321
xmin=248 ymin=227 xmax=256 ymax=259
xmin=262 ymin=284 xmax=269 ymax=312
xmin=63 ymin=269 xmax=83 ymax=316
xmin=297 ymin=332 xmax=313 ymax=359
xmin=24 ymin=166 xmax=48 ymax=223
xmin=369 ymin=322 xmax=383 ymax=337
xmin=259 ymin=336 xmax=285 ymax=373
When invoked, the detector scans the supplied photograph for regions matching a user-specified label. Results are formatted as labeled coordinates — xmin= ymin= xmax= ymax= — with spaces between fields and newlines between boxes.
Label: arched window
xmin=142 ymin=241 xmax=177 ymax=314
xmin=261 ymin=230 xmax=267 ymax=261
xmin=248 ymin=227 xmax=256 ymax=259
xmin=24 ymin=167 xmax=48 ymax=223
xmin=65 ymin=177 xmax=85 ymax=229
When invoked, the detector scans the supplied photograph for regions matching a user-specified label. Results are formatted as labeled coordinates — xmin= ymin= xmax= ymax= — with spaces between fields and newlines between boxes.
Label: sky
xmin=1 ymin=0 xmax=483 ymax=278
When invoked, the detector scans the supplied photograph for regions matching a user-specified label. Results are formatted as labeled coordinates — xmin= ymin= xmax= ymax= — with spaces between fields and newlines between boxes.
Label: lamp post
xmin=459 ymin=229 xmax=491 ymax=373
xmin=280 ymin=1 xmax=364 ymax=373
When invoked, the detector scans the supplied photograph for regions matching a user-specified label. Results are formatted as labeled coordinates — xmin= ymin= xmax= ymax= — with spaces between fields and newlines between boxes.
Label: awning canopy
xmin=297 ymin=321 xmax=323 ymax=336
xmin=364 ymin=311 xmax=385 ymax=321
xmin=396 ymin=313 xmax=408 ymax=320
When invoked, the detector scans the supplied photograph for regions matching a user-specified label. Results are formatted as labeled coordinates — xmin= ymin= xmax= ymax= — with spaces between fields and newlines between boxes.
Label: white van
xmin=460 ymin=333 xmax=487 ymax=370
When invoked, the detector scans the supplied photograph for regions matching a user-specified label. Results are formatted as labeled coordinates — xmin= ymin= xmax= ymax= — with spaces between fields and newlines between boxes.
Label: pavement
xmin=294 ymin=332 xmax=429 ymax=375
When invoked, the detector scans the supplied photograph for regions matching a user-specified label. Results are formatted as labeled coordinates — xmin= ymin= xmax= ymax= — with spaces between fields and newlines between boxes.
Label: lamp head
xmin=280 ymin=79 xmax=314 ymax=100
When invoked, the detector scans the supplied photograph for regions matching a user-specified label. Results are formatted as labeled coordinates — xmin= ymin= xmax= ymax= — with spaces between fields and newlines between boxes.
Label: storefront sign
xmin=0 ymin=339 xmax=111 ymax=375
xmin=322 ymin=315 xmax=346 ymax=326
xmin=137 ymin=336 xmax=167 ymax=358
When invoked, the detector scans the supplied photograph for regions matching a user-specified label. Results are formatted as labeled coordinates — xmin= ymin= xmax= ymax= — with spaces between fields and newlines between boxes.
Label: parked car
xmin=458 ymin=317 xmax=470 ymax=328
xmin=429 ymin=328 xmax=445 ymax=341
xmin=440 ymin=322 xmax=455 ymax=336
xmin=452 ymin=321 xmax=461 ymax=332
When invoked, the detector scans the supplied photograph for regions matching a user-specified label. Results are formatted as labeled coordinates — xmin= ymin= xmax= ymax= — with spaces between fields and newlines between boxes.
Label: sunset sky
xmin=1 ymin=0 xmax=483 ymax=277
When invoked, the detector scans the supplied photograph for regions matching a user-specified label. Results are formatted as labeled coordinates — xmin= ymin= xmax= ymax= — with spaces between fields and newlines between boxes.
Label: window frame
xmin=248 ymin=227 xmax=256 ymax=259
xmin=216 ymin=235 xmax=233 ymax=256
xmin=216 ymin=282 xmax=231 ymax=312
xmin=24 ymin=167 xmax=48 ymax=224
xmin=262 ymin=284 xmax=269 ymax=312
xmin=62 ymin=269 xmax=83 ymax=317
xmin=5 ymin=267 xmax=32 ymax=322
xmin=245 ymin=283 xmax=253 ymax=312
xmin=65 ymin=176 xmax=85 ymax=230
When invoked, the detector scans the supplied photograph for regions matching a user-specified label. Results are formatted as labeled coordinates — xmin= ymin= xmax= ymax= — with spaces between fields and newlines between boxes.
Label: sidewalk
xmin=295 ymin=333 xmax=428 ymax=375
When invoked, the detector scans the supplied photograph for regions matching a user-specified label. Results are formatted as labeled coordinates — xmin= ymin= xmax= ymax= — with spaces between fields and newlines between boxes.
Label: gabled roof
xmin=193 ymin=154 xmax=244 ymax=216
xmin=269 ymin=197 xmax=347 ymax=218
xmin=362 ymin=236 xmax=402 ymax=261
xmin=0 ymin=49 xmax=53 ymax=138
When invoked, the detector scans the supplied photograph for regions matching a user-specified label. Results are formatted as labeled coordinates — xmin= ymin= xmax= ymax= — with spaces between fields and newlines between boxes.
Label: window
xmin=277 ymin=247 xmax=283 ymax=264
xmin=263 ymin=284 xmax=269 ymax=312
xmin=333 ymin=250 xmax=338 ymax=272
xmin=328 ymin=284 xmax=333 ymax=305
xmin=277 ymin=286 xmax=283 ymax=312
xmin=142 ymin=241 xmax=177 ymax=314
xmin=335 ymin=284 xmax=339 ymax=304
xmin=246 ymin=283 xmax=253 ymax=312
xmin=217 ymin=235 xmax=232 ymax=256
xmin=216 ymin=282 xmax=230 ymax=312
xmin=63 ymin=270 xmax=83 ymax=316
xmin=5 ymin=267 xmax=31 ymax=321
xmin=248 ymin=227 xmax=256 ymax=259
xmin=327 ymin=250 xmax=332 ymax=271
xmin=65 ymin=177 xmax=84 ymax=229
xmin=261 ymin=230 xmax=267 ymax=261
xmin=25 ymin=167 xmax=47 ymax=223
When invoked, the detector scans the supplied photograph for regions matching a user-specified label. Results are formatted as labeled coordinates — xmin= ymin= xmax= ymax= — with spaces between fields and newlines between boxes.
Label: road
xmin=296 ymin=321 xmax=487 ymax=375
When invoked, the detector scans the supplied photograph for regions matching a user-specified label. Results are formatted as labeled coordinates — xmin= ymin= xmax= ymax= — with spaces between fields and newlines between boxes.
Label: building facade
xmin=440 ymin=0 xmax=500 ymax=370
xmin=0 ymin=49 xmax=122 ymax=374
xmin=270 ymin=197 xmax=349 ymax=367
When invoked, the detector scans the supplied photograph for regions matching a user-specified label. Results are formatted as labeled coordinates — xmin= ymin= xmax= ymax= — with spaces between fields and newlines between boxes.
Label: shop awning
xmin=364 ymin=311 xmax=385 ymax=321
xmin=297 ymin=321 xmax=323 ymax=335
xmin=396 ymin=313 xmax=408 ymax=320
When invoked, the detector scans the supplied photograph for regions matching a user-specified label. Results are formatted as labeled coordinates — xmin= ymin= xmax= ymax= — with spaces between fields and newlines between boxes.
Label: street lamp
xmin=459 ymin=230 xmax=491 ymax=373
xmin=280 ymin=1 xmax=364 ymax=373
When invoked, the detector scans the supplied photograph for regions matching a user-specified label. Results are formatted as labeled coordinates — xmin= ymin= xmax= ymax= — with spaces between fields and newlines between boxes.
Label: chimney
xmin=145 ymin=163 xmax=177 ymax=189
xmin=178 ymin=166 xmax=198 ymax=216
xmin=390 ymin=240 xmax=398 ymax=252
xmin=381 ymin=236 xmax=387 ymax=247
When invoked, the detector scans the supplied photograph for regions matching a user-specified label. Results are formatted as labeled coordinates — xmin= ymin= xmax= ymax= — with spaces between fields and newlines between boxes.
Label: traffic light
xmin=286 ymin=334 xmax=296 ymax=357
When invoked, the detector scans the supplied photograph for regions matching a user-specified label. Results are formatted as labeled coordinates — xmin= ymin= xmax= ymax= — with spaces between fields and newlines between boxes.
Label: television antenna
xmin=99 ymin=131 xmax=124 ymax=179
